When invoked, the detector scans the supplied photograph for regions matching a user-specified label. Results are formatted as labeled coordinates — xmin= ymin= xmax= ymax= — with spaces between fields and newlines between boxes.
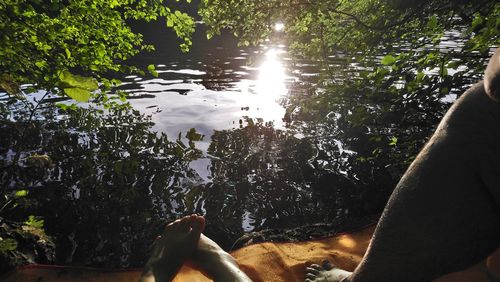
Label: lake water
xmin=121 ymin=30 xmax=295 ymax=181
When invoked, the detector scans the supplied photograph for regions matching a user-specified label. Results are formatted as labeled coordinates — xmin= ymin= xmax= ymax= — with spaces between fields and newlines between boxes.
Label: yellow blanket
xmin=2 ymin=225 xmax=499 ymax=282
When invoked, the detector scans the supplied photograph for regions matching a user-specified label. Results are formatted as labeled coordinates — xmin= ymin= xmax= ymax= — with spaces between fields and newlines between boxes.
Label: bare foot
xmin=305 ymin=260 xmax=352 ymax=282
xmin=189 ymin=233 xmax=252 ymax=282
xmin=140 ymin=215 xmax=205 ymax=282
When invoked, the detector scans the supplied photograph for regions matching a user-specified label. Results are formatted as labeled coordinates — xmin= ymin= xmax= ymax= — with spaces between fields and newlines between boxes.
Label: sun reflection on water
xmin=232 ymin=47 xmax=289 ymax=126
xmin=255 ymin=48 xmax=288 ymax=100
xmin=274 ymin=22 xmax=285 ymax=32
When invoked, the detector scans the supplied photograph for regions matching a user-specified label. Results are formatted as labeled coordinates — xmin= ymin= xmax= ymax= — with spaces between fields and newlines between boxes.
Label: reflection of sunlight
xmin=231 ymin=47 xmax=288 ymax=127
xmin=274 ymin=22 xmax=285 ymax=32
xmin=255 ymin=48 xmax=288 ymax=101
xmin=339 ymin=236 xmax=357 ymax=248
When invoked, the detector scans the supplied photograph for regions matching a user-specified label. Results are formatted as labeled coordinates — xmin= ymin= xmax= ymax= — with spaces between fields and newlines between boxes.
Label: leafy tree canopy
xmin=200 ymin=0 xmax=498 ymax=58
xmin=0 ymin=0 xmax=195 ymax=103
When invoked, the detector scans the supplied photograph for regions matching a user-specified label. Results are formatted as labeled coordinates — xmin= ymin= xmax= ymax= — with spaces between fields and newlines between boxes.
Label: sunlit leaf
xmin=15 ymin=190 xmax=28 ymax=197
xmin=59 ymin=71 xmax=98 ymax=91
xmin=147 ymin=64 xmax=158 ymax=77
xmin=25 ymin=215 xmax=44 ymax=229
xmin=55 ymin=103 xmax=69 ymax=110
xmin=65 ymin=48 xmax=71 ymax=59
xmin=35 ymin=61 xmax=48 ymax=69
xmin=167 ymin=17 xmax=174 ymax=27
xmin=64 ymin=87 xmax=91 ymax=102
xmin=381 ymin=55 xmax=396 ymax=66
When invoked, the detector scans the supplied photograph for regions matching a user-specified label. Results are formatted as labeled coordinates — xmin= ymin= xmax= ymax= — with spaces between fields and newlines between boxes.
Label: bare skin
xmin=305 ymin=49 xmax=500 ymax=281
xmin=189 ymin=234 xmax=252 ymax=282
xmin=139 ymin=215 xmax=205 ymax=282
xmin=485 ymin=48 xmax=500 ymax=101
xmin=140 ymin=215 xmax=252 ymax=282
xmin=305 ymin=261 xmax=351 ymax=282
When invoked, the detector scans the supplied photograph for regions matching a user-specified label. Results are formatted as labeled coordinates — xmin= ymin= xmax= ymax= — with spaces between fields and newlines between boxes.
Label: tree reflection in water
xmin=0 ymin=106 xmax=203 ymax=267
xmin=0 ymin=102 xmax=391 ymax=268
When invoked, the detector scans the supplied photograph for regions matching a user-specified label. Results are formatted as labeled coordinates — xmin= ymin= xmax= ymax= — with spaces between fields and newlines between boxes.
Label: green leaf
xmin=471 ymin=14 xmax=483 ymax=30
xmin=15 ymin=190 xmax=28 ymax=197
xmin=25 ymin=215 xmax=44 ymax=229
xmin=167 ymin=17 xmax=174 ymax=27
xmin=64 ymin=88 xmax=91 ymax=102
xmin=427 ymin=15 xmax=437 ymax=29
xmin=447 ymin=61 xmax=459 ymax=69
xmin=381 ymin=55 xmax=396 ymax=66
xmin=35 ymin=61 xmax=48 ymax=69
xmin=0 ymin=238 xmax=18 ymax=252
xmin=147 ymin=64 xmax=158 ymax=77
xmin=416 ymin=71 xmax=424 ymax=83
xmin=389 ymin=136 xmax=398 ymax=146
xmin=65 ymin=48 xmax=71 ymax=59
xmin=56 ymin=103 xmax=68 ymax=110
xmin=118 ymin=91 xmax=127 ymax=102
xmin=59 ymin=71 xmax=98 ymax=91
xmin=439 ymin=66 xmax=448 ymax=77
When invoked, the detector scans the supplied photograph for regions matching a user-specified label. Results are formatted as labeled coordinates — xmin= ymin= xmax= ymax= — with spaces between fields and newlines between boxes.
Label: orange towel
xmin=2 ymin=225 xmax=499 ymax=282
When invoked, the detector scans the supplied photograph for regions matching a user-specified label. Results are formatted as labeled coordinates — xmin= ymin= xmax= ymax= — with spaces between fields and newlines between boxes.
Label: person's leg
xmin=139 ymin=215 xmax=205 ymax=282
xmin=141 ymin=214 xmax=252 ymax=282
xmin=188 ymin=233 xmax=253 ymax=282
xmin=306 ymin=49 xmax=500 ymax=282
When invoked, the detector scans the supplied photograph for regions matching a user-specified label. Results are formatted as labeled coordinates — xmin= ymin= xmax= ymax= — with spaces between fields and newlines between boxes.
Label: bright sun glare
xmin=274 ymin=22 xmax=285 ymax=32
xmin=233 ymin=47 xmax=288 ymax=125
xmin=255 ymin=48 xmax=287 ymax=101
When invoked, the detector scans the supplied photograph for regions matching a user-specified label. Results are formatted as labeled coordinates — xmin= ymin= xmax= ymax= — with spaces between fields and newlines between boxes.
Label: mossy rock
xmin=0 ymin=218 xmax=55 ymax=275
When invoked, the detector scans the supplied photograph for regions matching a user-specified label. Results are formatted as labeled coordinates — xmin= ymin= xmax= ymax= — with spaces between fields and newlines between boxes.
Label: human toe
xmin=309 ymin=264 xmax=323 ymax=270
xmin=191 ymin=215 xmax=205 ymax=232
xmin=305 ymin=272 xmax=318 ymax=279
xmin=167 ymin=216 xmax=192 ymax=234
xmin=305 ymin=266 xmax=320 ymax=275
